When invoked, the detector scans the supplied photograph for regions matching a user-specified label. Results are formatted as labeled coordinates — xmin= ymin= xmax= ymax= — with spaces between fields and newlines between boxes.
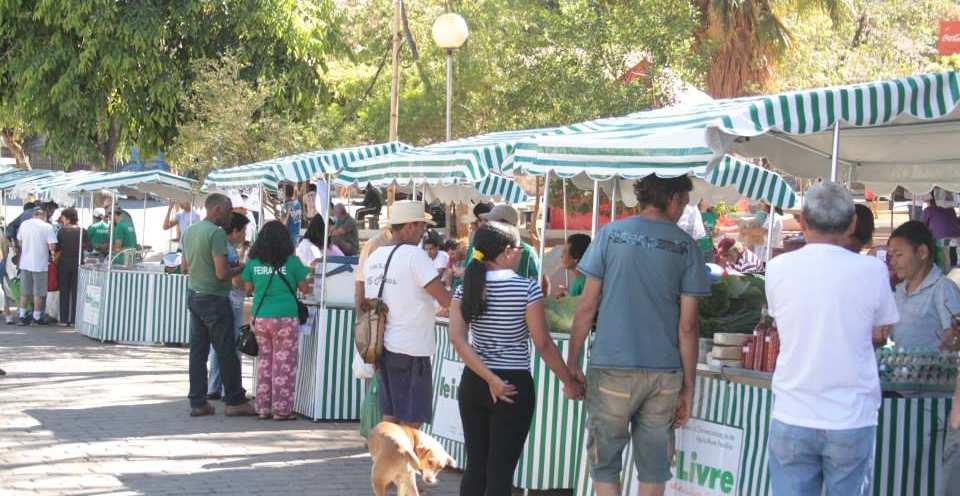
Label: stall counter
xmin=76 ymin=264 xmax=190 ymax=344
xmin=574 ymin=365 xmax=955 ymax=496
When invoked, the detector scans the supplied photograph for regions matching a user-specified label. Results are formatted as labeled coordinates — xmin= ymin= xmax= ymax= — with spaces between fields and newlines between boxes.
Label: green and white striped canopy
xmin=475 ymin=174 xmax=529 ymax=204
xmin=204 ymin=141 xmax=409 ymax=191
xmin=704 ymin=156 xmax=797 ymax=208
xmin=28 ymin=171 xmax=112 ymax=204
xmin=337 ymin=128 xmax=568 ymax=187
xmin=67 ymin=170 xmax=198 ymax=202
xmin=0 ymin=169 xmax=58 ymax=191
xmin=513 ymin=72 xmax=960 ymax=195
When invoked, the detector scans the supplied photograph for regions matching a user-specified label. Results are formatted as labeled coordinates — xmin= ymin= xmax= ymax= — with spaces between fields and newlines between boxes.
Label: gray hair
xmin=802 ymin=182 xmax=855 ymax=234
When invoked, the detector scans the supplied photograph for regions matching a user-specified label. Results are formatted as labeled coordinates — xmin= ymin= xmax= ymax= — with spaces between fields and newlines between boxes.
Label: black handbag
xmin=238 ymin=272 xmax=277 ymax=357
xmin=277 ymin=270 xmax=309 ymax=325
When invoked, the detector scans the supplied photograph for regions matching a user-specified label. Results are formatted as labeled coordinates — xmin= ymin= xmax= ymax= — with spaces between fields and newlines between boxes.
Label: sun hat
xmin=381 ymin=200 xmax=436 ymax=226
xmin=480 ymin=204 xmax=520 ymax=226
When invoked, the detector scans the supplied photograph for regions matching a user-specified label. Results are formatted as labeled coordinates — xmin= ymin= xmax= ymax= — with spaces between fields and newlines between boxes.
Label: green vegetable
xmin=698 ymin=275 xmax=766 ymax=338
xmin=545 ymin=296 xmax=580 ymax=333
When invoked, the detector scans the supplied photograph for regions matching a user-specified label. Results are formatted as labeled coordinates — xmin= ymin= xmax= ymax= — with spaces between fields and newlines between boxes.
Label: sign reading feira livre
xmin=430 ymin=359 xmax=465 ymax=443
xmin=939 ymin=21 xmax=960 ymax=55
xmin=666 ymin=419 xmax=744 ymax=496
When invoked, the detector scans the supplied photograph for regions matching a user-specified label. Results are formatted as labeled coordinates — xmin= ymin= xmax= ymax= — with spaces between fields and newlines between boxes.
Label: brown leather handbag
xmin=354 ymin=245 xmax=401 ymax=364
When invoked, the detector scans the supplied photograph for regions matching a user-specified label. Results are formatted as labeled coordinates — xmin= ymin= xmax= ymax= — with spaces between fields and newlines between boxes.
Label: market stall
xmin=62 ymin=171 xmax=200 ymax=344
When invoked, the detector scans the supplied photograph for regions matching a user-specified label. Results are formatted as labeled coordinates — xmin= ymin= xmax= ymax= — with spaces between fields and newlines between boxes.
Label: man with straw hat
xmin=362 ymin=200 xmax=451 ymax=428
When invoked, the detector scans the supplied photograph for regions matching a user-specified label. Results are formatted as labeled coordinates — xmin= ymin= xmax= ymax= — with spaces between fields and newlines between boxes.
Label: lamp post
xmin=432 ymin=13 xmax=469 ymax=141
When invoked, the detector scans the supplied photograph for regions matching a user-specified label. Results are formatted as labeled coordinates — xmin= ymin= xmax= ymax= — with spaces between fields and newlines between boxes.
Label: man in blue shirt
xmin=567 ymin=174 xmax=710 ymax=496
xmin=280 ymin=183 xmax=302 ymax=245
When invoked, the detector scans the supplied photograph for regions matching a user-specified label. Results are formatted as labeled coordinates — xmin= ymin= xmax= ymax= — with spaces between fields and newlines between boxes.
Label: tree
xmin=693 ymin=0 xmax=849 ymax=97
xmin=310 ymin=0 xmax=703 ymax=147
xmin=770 ymin=0 xmax=960 ymax=92
xmin=0 ymin=1 xmax=343 ymax=169
xmin=170 ymin=56 xmax=318 ymax=180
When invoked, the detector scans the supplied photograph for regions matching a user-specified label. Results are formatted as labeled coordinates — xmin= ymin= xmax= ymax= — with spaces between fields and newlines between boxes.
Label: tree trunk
xmin=0 ymin=128 xmax=31 ymax=170
xmin=100 ymin=115 xmax=121 ymax=170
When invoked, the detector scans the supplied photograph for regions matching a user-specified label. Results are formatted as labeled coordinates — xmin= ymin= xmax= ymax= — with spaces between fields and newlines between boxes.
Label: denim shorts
xmin=377 ymin=349 xmax=434 ymax=424
xmin=585 ymin=367 xmax=682 ymax=484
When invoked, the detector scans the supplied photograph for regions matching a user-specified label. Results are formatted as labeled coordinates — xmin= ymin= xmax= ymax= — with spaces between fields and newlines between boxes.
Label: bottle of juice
xmin=752 ymin=308 xmax=771 ymax=371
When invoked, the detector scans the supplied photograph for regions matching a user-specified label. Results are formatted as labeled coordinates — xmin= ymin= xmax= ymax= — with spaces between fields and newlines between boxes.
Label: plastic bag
xmin=359 ymin=376 xmax=382 ymax=439
xmin=352 ymin=349 xmax=375 ymax=380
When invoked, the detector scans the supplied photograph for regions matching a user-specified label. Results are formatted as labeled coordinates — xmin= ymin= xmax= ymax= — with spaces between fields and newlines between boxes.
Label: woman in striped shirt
xmin=449 ymin=221 xmax=582 ymax=496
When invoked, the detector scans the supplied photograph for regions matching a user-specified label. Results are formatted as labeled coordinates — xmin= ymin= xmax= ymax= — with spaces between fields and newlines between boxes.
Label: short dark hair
xmin=633 ymin=174 xmax=693 ymax=211
xmin=890 ymin=220 xmax=936 ymax=263
xmin=304 ymin=215 xmax=329 ymax=249
xmin=473 ymin=202 xmax=493 ymax=219
xmin=423 ymin=238 xmax=439 ymax=248
xmin=23 ymin=201 xmax=35 ymax=210
xmin=443 ymin=239 xmax=460 ymax=251
xmin=205 ymin=193 xmax=230 ymax=210
xmin=307 ymin=183 xmax=317 ymax=193
xmin=284 ymin=183 xmax=295 ymax=198
xmin=851 ymin=204 xmax=875 ymax=247
xmin=227 ymin=212 xmax=250 ymax=235
xmin=61 ymin=208 xmax=78 ymax=225
xmin=566 ymin=233 xmax=591 ymax=262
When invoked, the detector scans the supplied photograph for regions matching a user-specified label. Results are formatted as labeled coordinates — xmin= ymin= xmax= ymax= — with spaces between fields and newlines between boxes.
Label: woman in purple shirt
xmin=921 ymin=197 xmax=960 ymax=240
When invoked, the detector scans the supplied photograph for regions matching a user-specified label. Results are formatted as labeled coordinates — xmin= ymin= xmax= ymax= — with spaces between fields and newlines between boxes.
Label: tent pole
xmin=537 ymin=171 xmax=551 ymax=287
xmin=561 ymin=178 xmax=568 ymax=287
xmin=610 ymin=178 xmax=618 ymax=220
xmin=830 ymin=122 xmax=841 ymax=182
xmin=590 ymin=180 xmax=600 ymax=238
xmin=765 ymin=213 xmax=774 ymax=262
xmin=141 ymin=194 xmax=148 ymax=251
xmin=313 ymin=174 xmax=335 ymax=419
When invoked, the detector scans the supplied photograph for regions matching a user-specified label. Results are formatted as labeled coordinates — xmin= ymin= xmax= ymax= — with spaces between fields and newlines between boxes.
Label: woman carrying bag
xmin=241 ymin=221 xmax=312 ymax=420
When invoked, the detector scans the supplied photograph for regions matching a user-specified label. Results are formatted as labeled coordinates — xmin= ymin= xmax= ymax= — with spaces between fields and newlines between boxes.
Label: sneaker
xmin=190 ymin=402 xmax=216 ymax=417
xmin=5 ymin=317 xmax=15 ymax=325
xmin=224 ymin=402 xmax=256 ymax=417
xmin=17 ymin=316 xmax=31 ymax=326
xmin=206 ymin=392 xmax=222 ymax=401
xmin=32 ymin=317 xmax=48 ymax=326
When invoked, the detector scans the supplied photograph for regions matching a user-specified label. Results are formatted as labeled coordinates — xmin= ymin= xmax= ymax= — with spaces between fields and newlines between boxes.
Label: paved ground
xmin=0 ymin=324 xmax=462 ymax=495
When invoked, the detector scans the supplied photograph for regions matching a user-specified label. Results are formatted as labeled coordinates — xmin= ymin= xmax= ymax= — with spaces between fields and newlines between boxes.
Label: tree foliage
xmin=312 ymin=0 xmax=703 ymax=147
xmin=770 ymin=0 xmax=960 ymax=92
xmin=170 ymin=56 xmax=319 ymax=180
xmin=0 ymin=0 xmax=343 ymax=169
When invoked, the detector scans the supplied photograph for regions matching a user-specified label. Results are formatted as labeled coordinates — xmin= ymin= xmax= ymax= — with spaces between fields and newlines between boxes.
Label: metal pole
xmin=561 ymin=178 xmax=568 ymax=287
xmin=141 ymin=194 xmax=148 ymax=251
xmin=537 ymin=171 xmax=551 ymax=285
xmin=591 ymin=179 xmax=600 ymax=238
xmin=445 ymin=48 xmax=453 ymax=141
xmin=610 ymin=178 xmax=618 ymax=220
xmin=313 ymin=174 xmax=335 ymax=419
xmin=106 ymin=191 xmax=116 ymax=267
xmin=764 ymin=211 xmax=775 ymax=262
xmin=388 ymin=0 xmax=401 ymax=141
xmin=830 ymin=122 xmax=841 ymax=182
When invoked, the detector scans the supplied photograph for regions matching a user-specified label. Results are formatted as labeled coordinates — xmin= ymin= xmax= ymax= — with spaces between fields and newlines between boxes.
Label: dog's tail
xmin=403 ymin=448 xmax=421 ymax=472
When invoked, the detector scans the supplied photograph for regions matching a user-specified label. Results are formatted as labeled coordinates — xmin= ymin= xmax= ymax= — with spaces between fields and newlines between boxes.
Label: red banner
xmin=939 ymin=21 xmax=960 ymax=55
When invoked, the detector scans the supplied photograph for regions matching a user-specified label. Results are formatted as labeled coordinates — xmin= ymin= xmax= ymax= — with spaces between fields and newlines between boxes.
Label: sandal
xmin=273 ymin=414 xmax=297 ymax=421
xmin=258 ymin=413 xmax=272 ymax=420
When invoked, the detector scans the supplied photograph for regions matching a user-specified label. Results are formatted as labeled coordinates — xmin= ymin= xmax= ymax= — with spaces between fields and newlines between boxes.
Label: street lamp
xmin=432 ymin=13 xmax=469 ymax=141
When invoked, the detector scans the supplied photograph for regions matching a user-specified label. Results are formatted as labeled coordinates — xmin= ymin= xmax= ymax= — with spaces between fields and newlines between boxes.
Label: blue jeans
xmin=207 ymin=291 xmax=244 ymax=395
xmin=769 ymin=419 xmax=875 ymax=496
xmin=187 ymin=291 xmax=245 ymax=408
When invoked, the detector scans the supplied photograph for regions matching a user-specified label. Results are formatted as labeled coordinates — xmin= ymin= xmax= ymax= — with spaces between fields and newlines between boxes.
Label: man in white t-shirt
xmin=765 ymin=182 xmax=899 ymax=496
xmin=163 ymin=200 xmax=200 ymax=241
xmin=16 ymin=208 xmax=57 ymax=326
xmin=363 ymin=201 xmax=451 ymax=428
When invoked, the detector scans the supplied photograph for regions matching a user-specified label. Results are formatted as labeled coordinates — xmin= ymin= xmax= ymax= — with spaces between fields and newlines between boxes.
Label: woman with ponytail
xmin=449 ymin=221 xmax=583 ymax=496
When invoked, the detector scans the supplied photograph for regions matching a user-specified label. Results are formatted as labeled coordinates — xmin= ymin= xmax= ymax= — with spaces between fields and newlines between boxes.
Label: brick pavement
xmin=0 ymin=324 xmax=462 ymax=495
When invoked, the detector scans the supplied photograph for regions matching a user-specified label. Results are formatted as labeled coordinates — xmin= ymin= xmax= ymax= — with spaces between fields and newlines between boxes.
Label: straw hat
xmin=381 ymin=200 xmax=436 ymax=226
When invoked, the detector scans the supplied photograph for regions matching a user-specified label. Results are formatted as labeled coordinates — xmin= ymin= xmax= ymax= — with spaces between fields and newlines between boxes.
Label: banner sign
xmin=83 ymin=285 xmax=102 ymax=326
xmin=939 ymin=21 xmax=960 ymax=55
xmin=667 ymin=419 xmax=744 ymax=496
xmin=431 ymin=359 xmax=466 ymax=443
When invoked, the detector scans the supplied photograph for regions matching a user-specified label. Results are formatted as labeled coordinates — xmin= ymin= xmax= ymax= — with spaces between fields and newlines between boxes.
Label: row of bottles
xmin=740 ymin=308 xmax=779 ymax=373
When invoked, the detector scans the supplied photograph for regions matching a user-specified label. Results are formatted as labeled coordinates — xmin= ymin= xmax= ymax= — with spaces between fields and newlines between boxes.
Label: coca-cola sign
xmin=939 ymin=21 xmax=960 ymax=55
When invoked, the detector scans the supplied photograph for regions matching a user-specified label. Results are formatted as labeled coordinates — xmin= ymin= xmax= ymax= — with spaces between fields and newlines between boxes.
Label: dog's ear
xmin=415 ymin=445 xmax=429 ymax=460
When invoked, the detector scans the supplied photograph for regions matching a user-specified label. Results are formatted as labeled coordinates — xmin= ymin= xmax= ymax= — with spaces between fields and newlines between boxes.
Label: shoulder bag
xmin=354 ymin=244 xmax=402 ymax=364
xmin=277 ymin=266 xmax=310 ymax=325
xmin=237 ymin=271 xmax=275 ymax=357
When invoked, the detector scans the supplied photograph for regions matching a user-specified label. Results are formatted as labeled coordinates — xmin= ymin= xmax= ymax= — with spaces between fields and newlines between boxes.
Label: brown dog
xmin=368 ymin=421 xmax=455 ymax=496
